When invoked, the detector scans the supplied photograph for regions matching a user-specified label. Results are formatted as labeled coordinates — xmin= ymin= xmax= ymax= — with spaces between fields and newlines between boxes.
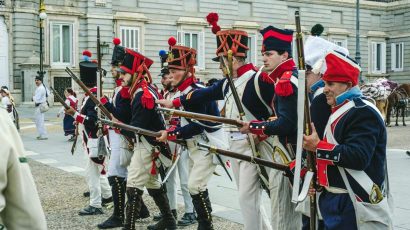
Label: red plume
xmin=168 ymin=37 xmax=177 ymax=47
xmin=206 ymin=12 xmax=219 ymax=25
xmin=206 ymin=13 xmax=221 ymax=34
xmin=211 ymin=25 xmax=221 ymax=34
xmin=82 ymin=50 xmax=92 ymax=57
xmin=113 ymin=37 xmax=121 ymax=45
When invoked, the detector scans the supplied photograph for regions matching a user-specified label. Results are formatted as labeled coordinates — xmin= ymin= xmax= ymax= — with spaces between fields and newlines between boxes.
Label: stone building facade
xmin=0 ymin=0 xmax=408 ymax=104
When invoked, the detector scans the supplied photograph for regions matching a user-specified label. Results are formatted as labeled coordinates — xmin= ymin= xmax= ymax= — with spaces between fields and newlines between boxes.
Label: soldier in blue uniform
xmin=157 ymin=18 xmax=279 ymax=228
xmin=303 ymin=50 xmax=392 ymax=229
xmin=154 ymin=54 xmax=196 ymax=226
xmin=65 ymin=57 xmax=112 ymax=216
xmin=118 ymin=48 xmax=176 ymax=230
xmin=237 ymin=25 xmax=300 ymax=230
xmin=156 ymin=39 xmax=226 ymax=230
xmin=299 ymin=29 xmax=350 ymax=229
xmin=97 ymin=38 xmax=149 ymax=229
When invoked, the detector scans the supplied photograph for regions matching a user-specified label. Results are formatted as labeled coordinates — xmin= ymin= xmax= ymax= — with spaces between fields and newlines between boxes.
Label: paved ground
xmin=17 ymin=105 xmax=410 ymax=229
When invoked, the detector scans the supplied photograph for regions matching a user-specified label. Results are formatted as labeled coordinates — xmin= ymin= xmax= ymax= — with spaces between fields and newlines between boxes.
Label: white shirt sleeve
xmin=33 ymin=85 xmax=47 ymax=104
xmin=1 ymin=97 xmax=11 ymax=108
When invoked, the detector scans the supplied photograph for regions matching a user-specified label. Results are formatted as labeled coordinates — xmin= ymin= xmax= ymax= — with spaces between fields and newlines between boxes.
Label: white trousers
xmin=165 ymin=144 xmax=193 ymax=213
xmin=186 ymin=141 xmax=216 ymax=195
xmin=269 ymin=169 xmax=301 ymax=230
xmin=230 ymin=138 xmax=271 ymax=230
xmin=127 ymin=141 xmax=161 ymax=190
xmin=107 ymin=130 xmax=128 ymax=178
xmin=84 ymin=155 xmax=112 ymax=208
xmin=34 ymin=107 xmax=47 ymax=137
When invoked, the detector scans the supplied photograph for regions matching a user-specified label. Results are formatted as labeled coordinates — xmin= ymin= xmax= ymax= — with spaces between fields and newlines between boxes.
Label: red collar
xmin=331 ymin=100 xmax=349 ymax=113
xmin=115 ymin=79 xmax=122 ymax=87
xmin=177 ymin=76 xmax=196 ymax=92
xmin=269 ymin=58 xmax=296 ymax=81
xmin=237 ymin=63 xmax=256 ymax=78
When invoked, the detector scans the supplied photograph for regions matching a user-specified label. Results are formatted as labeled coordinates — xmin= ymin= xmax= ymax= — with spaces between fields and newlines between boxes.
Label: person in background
xmin=57 ymin=88 xmax=78 ymax=141
xmin=1 ymin=86 xmax=16 ymax=123
xmin=33 ymin=76 xmax=48 ymax=140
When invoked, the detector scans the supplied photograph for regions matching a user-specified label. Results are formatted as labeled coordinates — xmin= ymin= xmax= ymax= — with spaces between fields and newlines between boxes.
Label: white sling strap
xmin=253 ymin=68 xmax=274 ymax=115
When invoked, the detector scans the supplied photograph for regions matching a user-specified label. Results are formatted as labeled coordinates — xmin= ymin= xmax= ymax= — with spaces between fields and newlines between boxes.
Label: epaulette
xmin=275 ymin=71 xmax=294 ymax=97
xmin=141 ymin=85 xmax=154 ymax=109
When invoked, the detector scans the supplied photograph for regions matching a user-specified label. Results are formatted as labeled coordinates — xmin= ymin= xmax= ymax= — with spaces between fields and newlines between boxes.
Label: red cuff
xmin=166 ymin=126 xmax=178 ymax=141
xmin=75 ymin=114 xmax=85 ymax=124
xmin=316 ymin=140 xmax=336 ymax=152
xmin=172 ymin=98 xmax=181 ymax=108
xmin=249 ymin=120 xmax=266 ymax=136
xmin=100 ymin=97 xmax=108 ymax=105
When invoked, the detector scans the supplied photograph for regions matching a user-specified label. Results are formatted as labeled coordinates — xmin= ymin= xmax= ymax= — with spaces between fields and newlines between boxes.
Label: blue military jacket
xmin=247 ymin=59 xmax=298 ymax=147
xmin=103 ymin=86 xmax=132 ymax=124
xmin=129 ymin=83 xmax=166 ymax=147
xmin=169 ymin=79 xmax=220 ymax=140
xmin=75 ymin=87 xmax=99 ymax=139
xmin=316 ymin=89 xmax=387 ymax=202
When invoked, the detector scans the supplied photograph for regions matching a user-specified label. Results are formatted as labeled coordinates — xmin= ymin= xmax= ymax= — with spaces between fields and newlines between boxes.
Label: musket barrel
xmin=157 ymin=107 xmax=241 ymax=127
xmin=100 ymin=119 xmax=187 ymax=146
xmin=99 ymin=119 xmax=161 ymax=137
xmin=50 ymin=86 xmax=70 ymax=110
xmin=65 ymin=67 xmax=113 ymax=120
xmin=198 ymin=143 xmax=289 ymax=172
xmin=295 ymin=10 xmax=317 ymax=230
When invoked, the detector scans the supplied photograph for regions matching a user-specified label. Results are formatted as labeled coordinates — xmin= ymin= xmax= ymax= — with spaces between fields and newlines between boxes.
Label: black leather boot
xmin=153 ymin=209 xmax=177 ymax=222
xmin=140 ymin=198 xmax=150 ymax=219
xmin=98 ymin=176 xmax=126 ymax=229
xmin=146 ymin=188 xmax=177 ymax=230
xmin=191 ymin=190 xmax=214 ymax=230
xmin=122 ymin=187 xmax=143 ymax=230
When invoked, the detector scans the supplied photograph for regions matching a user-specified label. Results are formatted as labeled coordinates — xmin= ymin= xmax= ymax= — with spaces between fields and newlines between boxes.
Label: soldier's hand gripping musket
xmin=99 ymin=119 xmax=187 ymax=147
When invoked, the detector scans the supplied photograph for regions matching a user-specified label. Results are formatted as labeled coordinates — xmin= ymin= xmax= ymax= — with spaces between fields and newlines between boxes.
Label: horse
xmin=375 ymin=98 xmax=389 ymax=121
xmin=361 ymin=78 xmax=397 ymax=121
xmin=386 ymin=83 xmax=410 ymax=126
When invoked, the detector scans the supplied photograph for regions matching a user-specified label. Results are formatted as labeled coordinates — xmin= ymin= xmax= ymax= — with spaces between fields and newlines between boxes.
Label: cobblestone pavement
xmin=29 ymin=159 xmax=243 ymax=230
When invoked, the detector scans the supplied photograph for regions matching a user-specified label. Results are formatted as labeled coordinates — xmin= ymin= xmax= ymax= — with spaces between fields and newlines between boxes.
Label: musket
xmin=50 ymin=86 xmax=78 ymax=155
xmin=50 ymin=86 xmax=70 ymax=110
xmin=198 ymin=143 xmax=290 ymax=174
xmin=294 ymin=11 xmax=317 ymax=230
xmin=65 ymin=67 xmax=113 ymax=120
xmin=96 ymin=26 xmax=105 ymax=139
xmin=157 ymin=107 xmax=241 ymax=127
xmin=99 ymin=118 xmax=187 ymax=146
xmin=220 ymin=51 xmax=245 ymax=117
xmin=220 ymin=51 xmax=271 ymax=195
